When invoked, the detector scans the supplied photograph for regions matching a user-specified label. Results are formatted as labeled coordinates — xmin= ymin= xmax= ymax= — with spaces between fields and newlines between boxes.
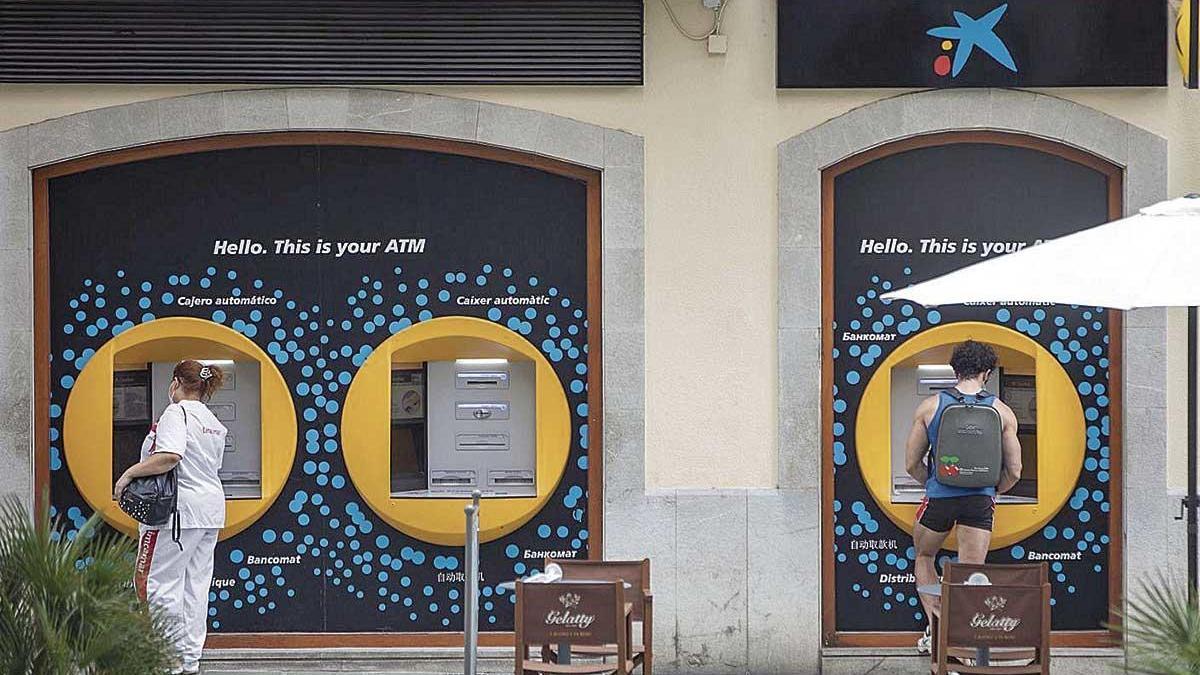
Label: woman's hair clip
xmin=199 ymin=366 xmax=213 ymax=380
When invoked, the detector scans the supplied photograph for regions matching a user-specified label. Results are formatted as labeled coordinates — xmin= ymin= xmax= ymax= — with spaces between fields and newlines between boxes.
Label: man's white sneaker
xmin=916 ymin=625 xmax=932 ymax=655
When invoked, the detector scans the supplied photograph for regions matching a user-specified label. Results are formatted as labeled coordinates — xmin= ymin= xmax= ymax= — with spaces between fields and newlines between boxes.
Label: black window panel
xmin=0 ymin=0 xmax=643 ymax=85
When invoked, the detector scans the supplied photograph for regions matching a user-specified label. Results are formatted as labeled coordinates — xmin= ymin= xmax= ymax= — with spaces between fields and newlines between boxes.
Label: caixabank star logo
xmin=927 ymin=3 xmax=1018 ymax=78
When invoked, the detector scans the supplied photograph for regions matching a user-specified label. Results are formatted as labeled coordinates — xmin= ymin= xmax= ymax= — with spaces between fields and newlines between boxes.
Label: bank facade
xmin=0 ymin=2 xmax=1195 ymax=673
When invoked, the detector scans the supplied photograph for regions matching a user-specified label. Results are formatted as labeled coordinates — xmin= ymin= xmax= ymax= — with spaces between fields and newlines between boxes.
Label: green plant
xmin=0 ymin=496 xmax=178 ymax=674
xmin=1121 ymin=573 xmax=1200 ymax=674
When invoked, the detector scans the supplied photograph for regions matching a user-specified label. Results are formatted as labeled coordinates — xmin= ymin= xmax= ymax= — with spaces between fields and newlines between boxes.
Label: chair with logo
xmin=943 ymin=561 xmax=1048 ymax=586
xmin=515 ymin=580 xmax=639 ymax=675
xmin=543 ymin=559 xmax=653 ymax=675
xmin=932 ymin=561 xmax=1049 ymax=668
xmin=931 ymin=581 xmax=1051 ymax=675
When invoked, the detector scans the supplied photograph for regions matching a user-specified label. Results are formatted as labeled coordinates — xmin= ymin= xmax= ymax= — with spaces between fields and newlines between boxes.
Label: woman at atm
xmin=113 ymin=360 xmax=227 ymax=675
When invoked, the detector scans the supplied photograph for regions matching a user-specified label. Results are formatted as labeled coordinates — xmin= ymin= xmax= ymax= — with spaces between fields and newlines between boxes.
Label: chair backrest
xmin=937 ymin=582 xmax=1051 ymax=675
xmin=943 ymin=561 xmax=1048 ymax=586
xmin=550 ymin=558 xmax=651 ymax=621
xmin=515 ymin=581 xmax=627 ymax=651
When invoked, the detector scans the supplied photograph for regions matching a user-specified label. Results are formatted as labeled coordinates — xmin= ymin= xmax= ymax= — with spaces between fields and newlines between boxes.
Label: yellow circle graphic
xmin=854 ymin=321 xmax=1085 ymax=550
xmin=941 ymin=40 xmax=954 ymax=51
xmin=341 ymin=316 xmax=571 ymax=546
xmin=63 ymin=317 xmax=298 ymax=541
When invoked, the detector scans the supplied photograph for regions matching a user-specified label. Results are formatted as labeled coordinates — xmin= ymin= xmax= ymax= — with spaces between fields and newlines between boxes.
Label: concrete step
xmin=200 ymin=647 xmax=511 ymax=674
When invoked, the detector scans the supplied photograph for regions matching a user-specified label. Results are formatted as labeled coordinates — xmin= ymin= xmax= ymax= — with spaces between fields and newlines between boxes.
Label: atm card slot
xmin=489 ymin=471 xmax=534 ymax=486
xmin=456 ymin=433 xmax=510 ymax=451
xmin=224 ymin=432 xmax=235 ymax=453
xmin=430 ymin=470 xmax=477 ymax=486
xmin=917 ymin=379 xmax=959 ymax=396
xmin=456 ymin=372 xmax=510 ymax=389
xmin=455 ymin=402 xmax=510 ymax=421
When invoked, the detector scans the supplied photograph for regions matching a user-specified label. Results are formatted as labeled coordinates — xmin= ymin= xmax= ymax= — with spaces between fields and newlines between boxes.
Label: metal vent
xmin=0 ymin=0 xmax=643 ymax=84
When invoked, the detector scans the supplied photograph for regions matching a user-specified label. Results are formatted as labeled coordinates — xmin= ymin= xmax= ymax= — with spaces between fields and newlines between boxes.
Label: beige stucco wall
xmin=0 ymin=1 xmax=1195 ymax=489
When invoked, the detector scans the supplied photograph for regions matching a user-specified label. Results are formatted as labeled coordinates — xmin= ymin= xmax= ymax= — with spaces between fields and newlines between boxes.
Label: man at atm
xmin=902 ymin=340 xmax=1023 ymax=654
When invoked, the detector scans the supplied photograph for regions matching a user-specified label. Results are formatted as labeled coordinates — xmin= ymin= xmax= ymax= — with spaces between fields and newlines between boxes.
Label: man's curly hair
xmin=949 ymin=340 xmax=997 ymax=379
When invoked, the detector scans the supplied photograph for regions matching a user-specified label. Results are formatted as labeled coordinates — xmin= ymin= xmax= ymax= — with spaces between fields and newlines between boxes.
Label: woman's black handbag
xmin=118 ymin=469 xmax=178 ymax=526
xmin=118 ymin=409 xmax=184 ymax=545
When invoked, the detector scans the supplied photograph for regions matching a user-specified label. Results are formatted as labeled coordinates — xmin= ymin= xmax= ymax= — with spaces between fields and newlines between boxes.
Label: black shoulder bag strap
xmin=170 ymin=407 xmax=187 ymax=550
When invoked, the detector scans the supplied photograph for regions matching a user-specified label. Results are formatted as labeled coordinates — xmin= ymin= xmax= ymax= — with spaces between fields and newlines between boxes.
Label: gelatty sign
xmin=778 ymin=0 xmax=1166 ymax=88
xmin=44 ymin=142 xmax=596 ymax=635
xmin=824 ymin=141 xmax=1119 ymax=636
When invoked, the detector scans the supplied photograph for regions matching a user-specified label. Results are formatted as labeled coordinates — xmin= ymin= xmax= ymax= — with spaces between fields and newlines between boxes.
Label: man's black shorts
xmin=916 ymin=495 xmax=995 ymax=532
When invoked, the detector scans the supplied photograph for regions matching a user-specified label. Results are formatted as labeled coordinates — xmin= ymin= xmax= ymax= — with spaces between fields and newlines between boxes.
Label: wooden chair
xmin=932 ymin=582 xmax=1051 ymax=675
xmin=943 ymin=561 xmax=1048 ymax=586
xmin=546 ymin=559 xmax=653 ymax=675
xmin=515 ymin=580 xmax=638 ymax=675
xmin=933 ymin=561 xmax=1049 ymax=667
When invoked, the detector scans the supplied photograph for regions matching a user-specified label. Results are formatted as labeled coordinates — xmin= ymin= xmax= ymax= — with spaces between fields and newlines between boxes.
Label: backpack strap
xmin=949 ymin=388 xmax=994 ymax=404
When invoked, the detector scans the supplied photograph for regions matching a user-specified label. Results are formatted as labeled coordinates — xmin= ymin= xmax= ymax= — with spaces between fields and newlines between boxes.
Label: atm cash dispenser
xmin=887 ymin=362 xmax=1037 ymax=504
xmin=112 ymin=360 xmax=263 ymax=499
xmin=390 ymin=359 xmax=536 ymax=497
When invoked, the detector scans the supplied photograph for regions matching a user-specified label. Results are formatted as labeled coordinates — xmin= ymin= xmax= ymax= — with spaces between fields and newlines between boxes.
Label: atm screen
xmin=390 ymin=367 xmax=428 ymax=495
xmin=112 ymin=368 xmax=151 ymax=484
xmin=1004 ymin=374 xmax=1037 ymax=430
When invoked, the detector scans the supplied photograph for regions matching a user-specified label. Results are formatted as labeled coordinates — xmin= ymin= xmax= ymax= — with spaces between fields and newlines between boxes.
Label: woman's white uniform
xmin=133 ymin=399 xmax=227 ymax=674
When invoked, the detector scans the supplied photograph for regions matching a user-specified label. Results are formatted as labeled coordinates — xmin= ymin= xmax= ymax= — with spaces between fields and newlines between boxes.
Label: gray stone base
xmin=199 ymin=646 xmax=1125 ymax=674
xmin=821 ymin=648 xmax=1123 ymax=675
xmin=201 ymin=647 xmax=513 ymax=674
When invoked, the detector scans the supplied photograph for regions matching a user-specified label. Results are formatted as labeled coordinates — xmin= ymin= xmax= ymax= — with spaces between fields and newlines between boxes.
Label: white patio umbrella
xmin=881 ymin=194 xmax=1200 ymax=601
xmin=881 ymin=195 xmax=1200 ymax=309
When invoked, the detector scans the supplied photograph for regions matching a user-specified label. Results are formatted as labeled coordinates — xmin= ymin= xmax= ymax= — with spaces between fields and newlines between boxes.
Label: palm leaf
xmin=0 ymin=497 xmax=178 ymax=674
xmin=1118 ymin=572 xmax=1200 ymax=675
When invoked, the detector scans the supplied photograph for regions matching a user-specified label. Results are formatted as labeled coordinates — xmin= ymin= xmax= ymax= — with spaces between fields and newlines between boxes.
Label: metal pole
xmin=464 ymin=490 xmax=482 ymax=675
xmin=1189 ymin=307 xmax=1198 ymax=607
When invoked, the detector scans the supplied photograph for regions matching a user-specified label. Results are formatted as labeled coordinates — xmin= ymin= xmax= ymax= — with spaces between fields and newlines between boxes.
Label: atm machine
xmin=112 ymin=360 xmax=262 ymax=499
xmin=391 ymin=358 xmax=536 ymax=497
xmin=888 ymin=363 xmax=1035 ymax=504
xmin=149 ymin=361 xmax=263 ymax=499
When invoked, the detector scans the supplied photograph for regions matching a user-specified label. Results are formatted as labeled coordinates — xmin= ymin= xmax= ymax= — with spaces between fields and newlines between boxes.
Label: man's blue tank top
xmin=925 ymin=389 xmax=998 ymax=499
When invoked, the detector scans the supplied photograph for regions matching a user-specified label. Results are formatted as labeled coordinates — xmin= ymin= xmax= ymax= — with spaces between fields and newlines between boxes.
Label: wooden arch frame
xmin=819 ymin=130 xmax=1124 ymax=649
xmin=32 ymin=130 xmax=604 ymax=649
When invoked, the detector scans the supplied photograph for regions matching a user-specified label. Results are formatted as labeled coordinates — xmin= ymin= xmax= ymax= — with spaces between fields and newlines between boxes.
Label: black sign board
xmin=827 ymin=142 xmax=1116 ymax=633
xmin=46 ymin=143 xmax=594 ymax=634
xmin=778 ymin=0 xmax=1165 ymax=88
